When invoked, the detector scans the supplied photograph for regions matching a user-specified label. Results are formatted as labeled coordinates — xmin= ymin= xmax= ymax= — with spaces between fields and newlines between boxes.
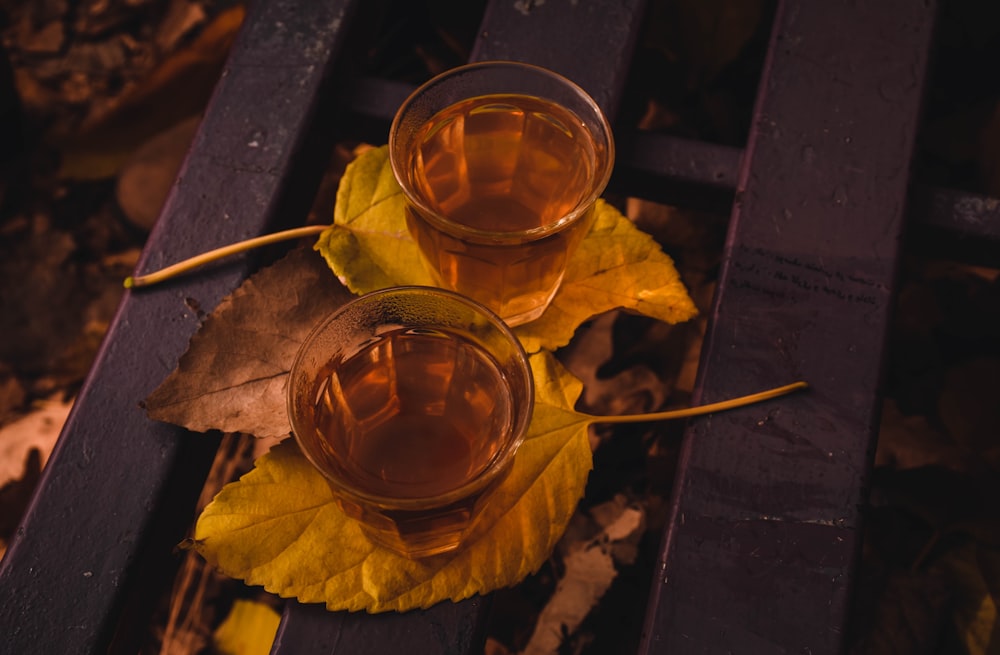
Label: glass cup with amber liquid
xmin=287 ymin=286 xmax=534 ymax=558
xmin=389 ymin=61 xmax=615 ymax=326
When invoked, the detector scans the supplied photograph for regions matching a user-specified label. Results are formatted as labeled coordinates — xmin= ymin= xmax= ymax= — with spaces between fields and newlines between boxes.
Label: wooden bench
xmin=5 ymin=0 xmax=991 ymax=652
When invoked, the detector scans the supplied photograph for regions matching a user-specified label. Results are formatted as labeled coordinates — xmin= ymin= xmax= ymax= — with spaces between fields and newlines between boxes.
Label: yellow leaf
xmin=937 ymin=543 xmax=1000 ymax=654
xmin=314 ymin=146 xmax=697 ymax=352
xmin=192 ymin=351 xmax=593 ymax=613
xmin=315 ymin=147 xmax=433 ymax=292
xmin=515 ymin=200 xmax=698 ymax=352
xmin=213 ymin=599 xmax=281 ymax=655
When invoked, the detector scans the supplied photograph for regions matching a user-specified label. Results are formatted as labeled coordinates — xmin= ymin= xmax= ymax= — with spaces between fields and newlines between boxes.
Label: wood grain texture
xmin=640 ymin=1 xmax=936 ymax=653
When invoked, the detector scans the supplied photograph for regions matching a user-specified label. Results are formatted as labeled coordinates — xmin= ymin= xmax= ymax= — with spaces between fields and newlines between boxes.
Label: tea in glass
xmin=287 ymin=287 xmax=534 ymax=558
xmin=390 ymin=62 xmax=614 ymax=326
xmin=312 ymin=327 xmax=511 ymax=499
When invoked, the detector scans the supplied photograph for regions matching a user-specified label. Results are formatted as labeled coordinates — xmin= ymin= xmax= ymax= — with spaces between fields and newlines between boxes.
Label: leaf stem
xmin=585 ymin=381 xmax=808 ymax=425
xmin=124 ymin=225 xmax=330 ymax=289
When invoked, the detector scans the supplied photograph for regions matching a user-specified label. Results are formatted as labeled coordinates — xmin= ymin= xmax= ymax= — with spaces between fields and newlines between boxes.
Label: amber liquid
xmin=404 ymin=94 xmax=601 ymax=325
xmin=312 ymin=328 xmax=512 ymax=501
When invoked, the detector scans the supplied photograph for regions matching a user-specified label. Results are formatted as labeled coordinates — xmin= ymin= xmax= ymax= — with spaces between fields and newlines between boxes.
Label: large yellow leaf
xmin=191 ymin=351 xmax=593 ymax=613
xmin=315 ymin=145 xmax=432 ymax=292
xmin=314 ymin=146 xmax=697 ymax=353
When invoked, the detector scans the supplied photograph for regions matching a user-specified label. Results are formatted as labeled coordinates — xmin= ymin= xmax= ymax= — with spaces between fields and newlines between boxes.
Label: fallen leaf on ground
xmin=937 ymin=542 xmax=1000 ymax=654
xmin=57 ymin=6 xmax=245 ymax=179
xmin=522 ymin=495 xmax=645 ymax=655
xmin=667 ymin=0 xmax=764 ymax=86
xmin=144 ymin=247 xmax=353 ymax=439
xmin=213 ymin=599 xmax=281 ymax=655
xmin=116 ymin=116 xmax=202 ymax=231
xmin=0 ymin=394 xmax=72 ymax=487
xmin=0 ymin=395 xmax=71 ymax=554
xmin=315 ymin=145 xmax=697 ymax=353
xmin=557 ymin=311 xmax=674 ymax=419
xmin=190 ymin=351 xmax=593 ymax=613
xmin=854 ymin=566 xmax=953 ymax=654
xmin=938 ymin=356 xmax=1000 ymax=457
xmin=875 ymin=399 xmax=968 ymax=471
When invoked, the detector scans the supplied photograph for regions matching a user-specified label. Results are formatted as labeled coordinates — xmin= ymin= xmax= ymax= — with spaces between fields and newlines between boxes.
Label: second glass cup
xmin=287 ymin=287 xmax=534 ymax=558
xmin=389 ymin=61 xmax=615 ymax=327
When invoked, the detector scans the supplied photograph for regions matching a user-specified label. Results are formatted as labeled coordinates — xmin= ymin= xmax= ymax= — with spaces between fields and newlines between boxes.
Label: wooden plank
xmin=272 ymin=598 xmax=491 ymax=655
xmin=640 ymin=1 xmax=936 ymax=653
xmin=0 ymin=1 xmax=368 ymax=652
xmin=470 ymin=0 xmax=648 ymax=121
xmin=610 ymin=131 xmax=742 ymax=212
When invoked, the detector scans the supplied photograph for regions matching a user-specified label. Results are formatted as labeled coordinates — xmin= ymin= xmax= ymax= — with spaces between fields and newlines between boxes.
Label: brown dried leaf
xmin=144 ymin=247 xmax=353 ymax=438
xmin=644 ymin=0 xmax=763 ymax=87
xmin=522 ymin=496 xmax=645 ymax=655
xmin=875 ymin=399 xmax=968 ymax=472
xmin=0 ymin=394 xmax=71 ymax=487
xmin=58 ymin=6 xmax=245 ymax=180
xmin=939 ymin=356 xmax=1000 ymax=457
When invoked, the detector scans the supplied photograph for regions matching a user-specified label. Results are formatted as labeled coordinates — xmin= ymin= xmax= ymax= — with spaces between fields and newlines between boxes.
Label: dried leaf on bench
xmin=522 ymin=496 xmax=645 ymax=655
xmin=314 ymin=146 xmax=697 ymax=353
xmin=190 ymin=351 xmax=593 ymax=613
xmin=144 ymin=247 xmax=353 ymax=439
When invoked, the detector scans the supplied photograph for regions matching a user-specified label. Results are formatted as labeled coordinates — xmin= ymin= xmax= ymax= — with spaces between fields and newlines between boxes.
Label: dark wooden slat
xmin=610 ymin=131 xmax=743 ymax=212
xmin=470 ymin=0 xmax=649 ymax=121
xmin=0 ymin=1 xmax=367 ymax=652
xmin=272 ymin=598 xmax=491 ymax=655
xmin=640 ymin=2 xmax=936 ymax=653
xmin=344 ymin=76 xmax=415 ymax=145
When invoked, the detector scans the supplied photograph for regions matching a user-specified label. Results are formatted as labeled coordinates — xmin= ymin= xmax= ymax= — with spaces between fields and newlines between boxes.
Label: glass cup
xmin=389 ymin=61 xmax=615 ymax=327
xmin=287 ymin=286 xmax=534 ymax=558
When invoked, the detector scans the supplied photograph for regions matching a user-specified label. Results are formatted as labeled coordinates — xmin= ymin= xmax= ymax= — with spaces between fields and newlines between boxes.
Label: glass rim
xmin=388 ymin=60 xmax=615 ymax=242
xmin=286 ymin=285 xmax=535 ymax=510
